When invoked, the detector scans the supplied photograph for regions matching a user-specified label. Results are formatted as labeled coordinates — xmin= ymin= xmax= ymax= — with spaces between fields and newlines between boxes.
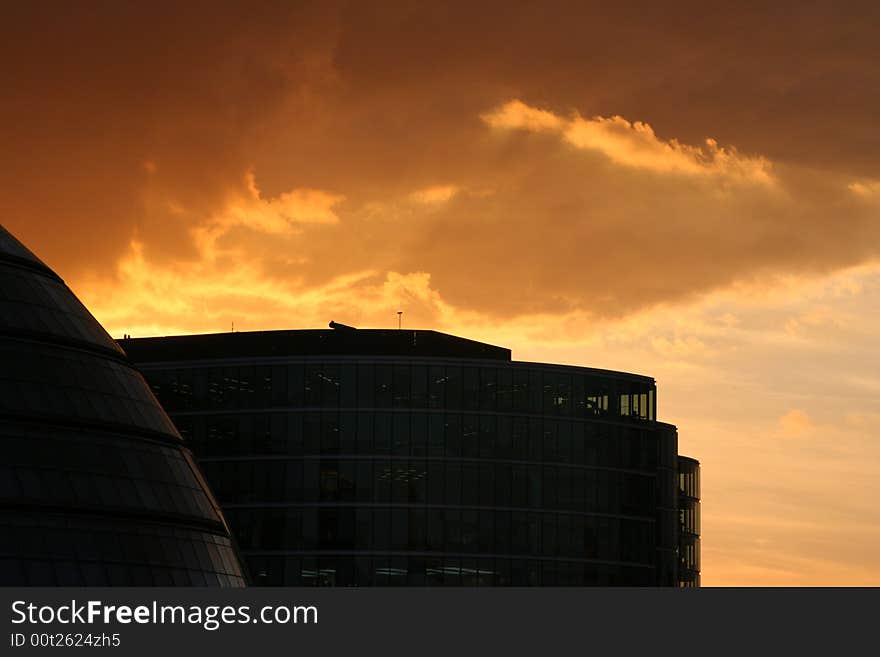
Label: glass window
xmin=461 ymin=463 xmax=478 ymax=506
xmin=479 ymin=368 xmax=496 ymax=411
xmin=511 ymin=466 xmax=527 ymax=507
xmin=445 ymin=366 xmax=461 ymax=409
xmin=445 ymin=415 xmax=462 ymax=457
xmin=392 ymin=463 xmax=409 ymax=503
xmin=340 ymin=365 xmax=356 ymax=408
xmin=357 ymin=364 xmax=374 ymax=408
xmin=411 ymin=366 xmax=427 ymax=409
xmin=543 ymin=419 xmax=557 ymax=462
xmin=496 ymin=415 xmax=512 ymax=459
xmin=542 ymin=371 xmax=557 ymax=414
xmin=462 ymin=417 xmax=478 ymax=458
xmin=511 ymin=417 xmax=527 ymax=460
xmin=392 ymin=413 xmax=410 ymax=456
xmin=373 ymin=508 xmax=390 ymax=550
xmin=558 ymin=468 xmax=573 ymax=509
xmin=462 ymin=367 xmax=479 ymax=411
xmin=393 ymin=364 xmax=411 ymax=408
xmin=287 ymin=365 xmax=304 ymax=407
xmin=302 ymin=462 xmax=318 ymax=502
xmin=527 ymin=466 xmax=542 ymax=508
xmin=409 ymin=460 xmax=426 ymax=503
xmin=479 ymin=463 xmax=493 ymax=506
xmin=408 ymin=509 xmax=426 ymax=551
xmin=356 ymin=461 xmax=372 ymax=502
xmin=356 ymin=413 xmax=373 ymax=454
xmin=542 ymin=513 xmax=558 ymax=556
xmin=557 ymin=422 xmax=572 ymax=463
xmin=374 ymin=413 xmax=391 ymax=454
xmin=512 ymin=369 xmax=529 ymax=411
xmin=478 ymin=510 xmax=494 ymax=553
xmin=445 ymin=462 xmax=461 ymax=505
xmin=356 ymin=509 xmax=372 ymax=549
xmin=461 ymin=510 xmax=478 ymax=553
xmin=321 ymin=413 xmax=340 ymax=452
xmin=303 ymin=414 xmax=321 ymax=454
xmin=374 ymin=365 xmax=392 ymax=408
xmin=426 ymin=509 xmax=444 ymax=551
xmin=391 ymin=509 xmax=408 ymax=549
xmin=375 ymin=461 xmax=391 ymax=503
xmin=543 ymin=465 xmax=557 ymax=509
xmin=444 ymin=509 xmax=461 ymax=551
xmin=321 ymin=364 xmax=340 ymax=406
xmin=528 ymin=418 xmax=542 ymax=461
xmin=410 ymin=413 xmax=426 ymax=456
xmin=271 ymin=365 xmax=288 ymax=405
xmin=479 ymin=414 xmax=496 ymax=459
xmin=620 ymin=393 xmax=631 ymax=417
xmin=427 ymin=462 xmax=444 ymax=504
xmin=428 ymin=365 xmax=445 ymax=408
xmin=427 ymin=414 xmax=444 ymax=457
xmin=497 ymin=368 xmax=512 ymax=412
xmin=339 ymin=412 xmax=356 ymax=454
xmin=494 ymin=463 xmax=511 ymax=507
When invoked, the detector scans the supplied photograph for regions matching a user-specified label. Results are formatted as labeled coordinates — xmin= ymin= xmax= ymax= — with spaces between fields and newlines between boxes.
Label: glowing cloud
xmin=777 ymin=409 xmax=817 ymax=438
xmin=483 ymin=99 xmax=774 ymax=184
xmin=409 ymin=184 xmax=460 ymax=204
xmin=848 ymin=180 xmax=880 ymax=197
xmin=230 ymin=171 xmax=344 ymax=232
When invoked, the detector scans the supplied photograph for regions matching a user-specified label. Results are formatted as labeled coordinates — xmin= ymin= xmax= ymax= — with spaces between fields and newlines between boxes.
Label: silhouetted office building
xmin=0 ymin=224 xmax=247 ymax=586
xmin=122 ymin=323 xmax=700 ymax=586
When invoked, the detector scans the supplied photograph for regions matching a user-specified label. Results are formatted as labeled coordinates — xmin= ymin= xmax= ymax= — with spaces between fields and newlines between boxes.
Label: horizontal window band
xmin=0 ymin=330 xmax=135 ymax=368
xmin=240 ymin=550 xmax=657 ymax=569
xmin=0 ymin=253 xmax=64 ymax=284
xmin=0 ymin=412 xmax=183 ymax=448
xmin=166 ymin=406 xmax=659 ymax=426
xmin=0 ymin=500 xmax=230 ymax=537
xmin=198 ymin=453 xmax=659 ymax=475
xmin=220 ymin=502 xmax=656 ymax=522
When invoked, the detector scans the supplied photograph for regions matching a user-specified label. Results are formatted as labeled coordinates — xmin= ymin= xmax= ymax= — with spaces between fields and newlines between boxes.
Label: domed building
xmin=0 ymin=223 xmax=247 ymax=586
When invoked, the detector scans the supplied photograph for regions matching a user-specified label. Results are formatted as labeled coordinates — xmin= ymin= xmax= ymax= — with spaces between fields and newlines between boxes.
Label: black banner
xmin=1 ymin=588 xmax=875 ymax=655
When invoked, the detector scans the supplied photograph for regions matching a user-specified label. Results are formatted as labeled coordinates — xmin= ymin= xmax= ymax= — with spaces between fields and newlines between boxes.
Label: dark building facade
xmin=0 ymin=224 xmax=247 ymax=586
xmin=678 ymin=456 xmax=701 ymax=587
xmin=123 ymin=325 xmax=701 ymax=586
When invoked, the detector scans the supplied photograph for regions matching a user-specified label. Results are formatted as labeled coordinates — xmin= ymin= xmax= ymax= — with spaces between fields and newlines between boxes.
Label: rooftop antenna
xmin=397 ymin=311 xmax=403 ymax=330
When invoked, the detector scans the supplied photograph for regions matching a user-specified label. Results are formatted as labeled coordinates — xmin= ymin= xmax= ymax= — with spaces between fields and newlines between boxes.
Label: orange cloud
xmin=777 ymin=409 xmax=816 ymax=438
xmin=848 ymin=180 xmax=880 ymax=197
xmin=409 ymin=184 xmax=460 ymax=204
xmin=483 ymin=99 xmax=774 ymax=184
xmin=220 ymin=171 xmax=342 ymax=233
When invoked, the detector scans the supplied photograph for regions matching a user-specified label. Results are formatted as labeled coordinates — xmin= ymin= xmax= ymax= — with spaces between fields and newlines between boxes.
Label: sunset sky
xmin=3 ymin=1 xmax=879 ymax=585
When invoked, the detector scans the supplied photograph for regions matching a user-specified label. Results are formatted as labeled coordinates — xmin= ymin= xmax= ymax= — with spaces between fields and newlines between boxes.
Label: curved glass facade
xmin=0 ymin=223 xmax=247 ymax=586
xmin=129 ymin=335 xmax=689 ymax=586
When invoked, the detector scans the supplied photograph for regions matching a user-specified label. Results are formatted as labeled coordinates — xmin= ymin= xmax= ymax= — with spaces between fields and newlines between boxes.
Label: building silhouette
xmin=0 ymin=224 xmax=247 ymax=586
xmin=677 ymin=455 xmax=701 ymax=586
xmin=122 ymin=324 xmax=701 ymax=586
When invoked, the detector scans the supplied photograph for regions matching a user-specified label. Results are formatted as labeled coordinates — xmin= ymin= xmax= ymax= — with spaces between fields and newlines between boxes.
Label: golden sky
xmin=3 ymin=2 xmax=879 ymax=585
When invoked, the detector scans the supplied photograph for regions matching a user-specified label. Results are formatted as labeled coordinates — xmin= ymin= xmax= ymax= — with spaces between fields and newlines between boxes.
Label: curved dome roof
xmin=0 ymin=223 xmax=247 ymax=586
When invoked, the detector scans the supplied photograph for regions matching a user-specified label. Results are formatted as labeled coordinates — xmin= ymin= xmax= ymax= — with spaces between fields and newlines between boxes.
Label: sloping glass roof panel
xmin=0 ymin=263 xmax=123 ymax=353
xmin=0 ymin=222 xmax=247 ymax=586
xmin=0 ymin=224 xmax=47 ymax=267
